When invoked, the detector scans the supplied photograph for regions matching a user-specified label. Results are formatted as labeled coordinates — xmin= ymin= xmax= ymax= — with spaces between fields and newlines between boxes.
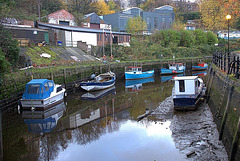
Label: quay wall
xmin=0 ymin=58 xmax=205 ymax=111
xmin=207 ymin=65 xmax=240 ymax=161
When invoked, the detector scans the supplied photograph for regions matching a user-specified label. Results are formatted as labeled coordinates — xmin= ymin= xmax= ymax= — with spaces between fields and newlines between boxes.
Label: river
xmin=1 ymin=71 xmax=228 ymax=161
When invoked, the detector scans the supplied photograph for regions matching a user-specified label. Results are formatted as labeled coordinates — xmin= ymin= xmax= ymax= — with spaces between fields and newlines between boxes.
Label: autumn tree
xmin=199 ymin=0 xmax=226 ymax=31
xmin=126 ymin=16 xmax=147 ymax=36
xmin=108 ymin=0 xmax=120 ymax=13
xmin=90 ymin=0 xmax=115 ymax=15
xmin=140 ymin=0 xmax=155 ymax=11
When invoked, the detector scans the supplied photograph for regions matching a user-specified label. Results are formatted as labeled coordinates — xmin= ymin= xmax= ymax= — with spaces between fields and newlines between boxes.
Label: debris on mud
xmin=151 ymin=96 xmax=228 ymax=161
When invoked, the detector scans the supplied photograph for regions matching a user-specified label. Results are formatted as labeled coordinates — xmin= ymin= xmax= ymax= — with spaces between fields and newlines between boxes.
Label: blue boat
xmin=192 ymin=62 xmax=208 ymax=71
xmin=22 ymin=101 xmax=66 ymax=133
xmin=20 ymin=79 xmax=66 ymax=110
xmin=161 ymin=63 xmax=185 ymax=75
xmin=125 ymin=77 xmax=154 ymax=92
xmin=172 ymin=76 xmax=206 ymax=110
xmin=80 ymin=71 xmax=115 ymax=91
xmin=125 ymin=67 xmax=154 ymax=80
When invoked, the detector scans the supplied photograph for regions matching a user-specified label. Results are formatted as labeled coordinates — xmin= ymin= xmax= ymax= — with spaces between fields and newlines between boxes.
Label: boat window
xmin=179 ymin=80 xmax=185 ymax=92
xmin=48 ymin=81 xmax=53 ymax=88
xmin=57 ymin=86 xmax=62 ymax=93
xmin=138 ymin=68 xmax=141 ymax=71
xmin=41 ymin=87 xmax=44 ymax=93
xmin=44 ymin=83 xmax=49 ymax=91
xmin=195 ymin=81 xmax=198 ymax=88
xmin=27 ymin=84 xmax=40 ymax=94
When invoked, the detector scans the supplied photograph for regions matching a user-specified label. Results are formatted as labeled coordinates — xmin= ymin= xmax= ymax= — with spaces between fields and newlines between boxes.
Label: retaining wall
xmin=207 ymin=65 xmax=240 ymax=161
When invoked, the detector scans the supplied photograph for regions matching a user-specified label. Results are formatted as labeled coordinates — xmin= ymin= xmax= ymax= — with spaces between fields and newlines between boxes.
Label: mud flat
xmin=151 ymin=97 xmax=228 ymax=160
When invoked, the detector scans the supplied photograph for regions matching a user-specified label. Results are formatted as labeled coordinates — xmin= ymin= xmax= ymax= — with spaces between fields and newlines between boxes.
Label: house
xmin=102 ymin=5 xmax=175 ymax=34
xmin=37 ymin=22 xmax=131 ymax=47
xmin=47 ymin=9 xmax=76 ymax=26
xmin=81 ymin=12 xmax=111 ymax=30
xmin=218 ymin=30 xmax=240 ymax=39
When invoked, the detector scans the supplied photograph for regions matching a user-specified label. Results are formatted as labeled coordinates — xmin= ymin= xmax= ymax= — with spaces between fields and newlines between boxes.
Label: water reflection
xmin=160 ymin=74 xmax=183 ymax=83
xmin=81 ymin=86 xmax=116 ymax=101
xmin=22 ymin=101 xmax=66 ymax=133
xmin=54 ymin=120 xmax=185 ymax=161
xmin=192 ymin=71 xmax=207 ymax=77
xmin=125 ymin=77 xmax=154 ymax=92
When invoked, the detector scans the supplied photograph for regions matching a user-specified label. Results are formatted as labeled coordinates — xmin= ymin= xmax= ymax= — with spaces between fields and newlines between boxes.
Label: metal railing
xmin=213 ymin=52 xmax=240 ymax=79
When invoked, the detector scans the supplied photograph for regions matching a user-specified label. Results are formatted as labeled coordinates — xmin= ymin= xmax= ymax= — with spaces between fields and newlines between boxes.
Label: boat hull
xmin=125 ymin=70 xmax=154 ymax=80
xmin=20 ymin=89 xmax=65 ymax=110
xmin=192 ymin=66 xmax=208 ymax=71
xmin=80 ymin=80 xmax=115 ymax=91
xmin=161 ymin=68 xmax=184 ymax=75
xmin=173 ymin=95 xmax=203 ymax=111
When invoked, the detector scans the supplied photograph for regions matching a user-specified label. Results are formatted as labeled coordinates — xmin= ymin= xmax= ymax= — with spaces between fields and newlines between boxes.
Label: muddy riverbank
xmin=151 ymin=97 xmax=228 ymax=160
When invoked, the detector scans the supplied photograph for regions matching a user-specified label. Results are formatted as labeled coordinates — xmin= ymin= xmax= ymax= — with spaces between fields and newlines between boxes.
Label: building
xmin=102 ymin=5 xmax=175 ymax=34
xmin=81 ymin=12 xmax=111 ymax=30
xmin=37 ymin=22 xmax=131 ymax=47
xmin=47 ymin=9 xmax=76 ymax=26
xmin=218 ymin=30 xmax=240 ymax=39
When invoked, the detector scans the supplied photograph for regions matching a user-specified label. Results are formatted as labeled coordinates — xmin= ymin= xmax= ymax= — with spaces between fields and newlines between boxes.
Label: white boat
xmin=80 ymin=71 xmax=116 ymax=91
xmin=172 ymin=76 xmax=206 ymax=110
xmin=20 ymin=79 xmax=66 ymax=110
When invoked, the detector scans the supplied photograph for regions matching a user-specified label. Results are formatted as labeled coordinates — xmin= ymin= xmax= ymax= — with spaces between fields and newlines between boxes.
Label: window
xmin=179 ymin=80 xmax=185 ymax=92
xmin=44 ymin=83 xmax=49 ymax=91
xmin=154 ymin=17 xmax=158 ymax=29
xmin=27 ymin=85 xmax=40 ymax=94
xmin=163 ymin=18 xmax=166 ymax=29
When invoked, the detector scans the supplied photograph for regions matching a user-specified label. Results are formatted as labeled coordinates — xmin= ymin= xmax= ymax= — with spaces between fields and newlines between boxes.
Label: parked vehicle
xmin=125 ymin=67 xmax=154 ymax=80
xmin=161 ymin=63 xmax=185 ymax=75
xmin=80 ymin=71 xmax=116 ymax=91
xmin=20 ymin=79 xmax=66 ymax=110
xmin=172 ymin=76 xmax=206 ymax=110
xmin=192 ymin=62 xmax=208 ymax=71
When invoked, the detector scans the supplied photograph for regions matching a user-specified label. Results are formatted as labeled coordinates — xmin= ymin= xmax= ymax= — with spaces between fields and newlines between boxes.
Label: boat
xmin=20 ymin=79 xmax=66 ymax=110
xmin=81 ymin=86 xmax=116 ymax=101
xmin=80 ymin=71 xmax=116 ymax=91
xmin=125 ymin=77 xmax=154 ymax=92
xmin=172 ymin=76 xmax=206 ymax=110
xmin=192 ymin=62 xmax=208 ymax=71
xmin=22 ymin=101 xmax=66 ymax=133
xmin=161 ymin=63 xmax=185 ymax=75
xmin=125 ymin=66 xmax=154 ymax=80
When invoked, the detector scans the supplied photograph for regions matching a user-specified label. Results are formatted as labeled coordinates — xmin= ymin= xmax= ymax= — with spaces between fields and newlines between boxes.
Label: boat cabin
xmin=173 ymin=76 xmax=201 ymax=96
xmin=198 ymin=62 xmax=208 ymax=67
xmin=22 ymin=79 xmax=56 ymax=100
xmin=127 ymin=67 xmax=142 ymax=73
xmin=169 ymin=63 xmax=184 ymax=71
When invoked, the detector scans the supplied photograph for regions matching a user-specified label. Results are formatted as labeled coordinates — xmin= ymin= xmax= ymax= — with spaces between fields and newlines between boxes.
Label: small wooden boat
xmin=80 ymin=71 xmax=115 ymax=91
xmin=161 ymin=63 xmax=185 ymax=75
xmin=81 ymin=86 xmax=116 ymax=101
xmin=20 ymin=79 xmax=66 ymax=110
xmin=172 ymin=76 xmax=206 ymax=110
xmin=192 ymin=62 xmax=208 ymax=71
xmin=125 ymin=67 xmax=154 ymax=80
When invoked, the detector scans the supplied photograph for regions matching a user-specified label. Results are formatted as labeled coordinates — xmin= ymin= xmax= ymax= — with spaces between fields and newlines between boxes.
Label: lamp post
xmin=226 ymin=14 xmax=231 ymax=71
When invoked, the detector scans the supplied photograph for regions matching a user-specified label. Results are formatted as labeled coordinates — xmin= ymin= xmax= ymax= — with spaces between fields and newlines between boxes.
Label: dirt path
xmin=151 ymin=97 xmax=228 ymax=160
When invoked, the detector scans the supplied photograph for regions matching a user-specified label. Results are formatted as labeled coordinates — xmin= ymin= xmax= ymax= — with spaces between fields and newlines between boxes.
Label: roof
xmin=174 ymin=76 xmax=198 ymax=80
xmin=154 ymin=5 xmax=174 ymax=10
xmin=38 ymin=22 xmax=131 ymax=35
xmin=48 ymin=9 xmax=74 ymax=19
xmin=27 ymin=79 xmax=49 ymax=84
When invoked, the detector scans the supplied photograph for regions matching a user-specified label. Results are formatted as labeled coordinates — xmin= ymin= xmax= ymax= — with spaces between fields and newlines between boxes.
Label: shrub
xmin=180 ymin=29 xmax=196 ymax=47
xmin=194 ymin=29 xmax=207 ymax=45
xmin=206 ymin=31 xmax=218 ymax=45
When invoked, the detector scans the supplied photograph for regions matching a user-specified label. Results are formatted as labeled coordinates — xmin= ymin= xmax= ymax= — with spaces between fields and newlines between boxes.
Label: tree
xmin=108 ymin=0 xmax=120 ymax=12
xmin=0 ymin=25 xmax=19 ymax=67
xmin=0 ymin=48 xmax=9 ymax=74
xmin=199 ymin=0 xmax=226 ymax=31
xmin=126 ymin=16 xmax=147 ymax=36
xmin=140 ymin=0 xmax=155 ymax=11
xmin=90 ymin=0 xmax=115 ymax=15
xmin=67 ymin=0 xmax=91 ymax=15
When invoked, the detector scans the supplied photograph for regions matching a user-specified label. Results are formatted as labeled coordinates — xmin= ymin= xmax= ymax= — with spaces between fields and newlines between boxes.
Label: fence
xmin=213 ymin=52 xmax=240 ymax=79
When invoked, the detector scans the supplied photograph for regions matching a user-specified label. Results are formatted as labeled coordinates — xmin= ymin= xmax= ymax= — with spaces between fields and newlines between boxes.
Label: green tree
xmin=126 ymin=16 xmax=147 ymax=36
xmin=193 ymin=29 xmax=207 ymax=45
xmin=0 ymin=25 xmax=19 ymax=67
xmin=206 ymin=31 xmax=218 ymax=45
xmin=180 ymin=30 xmax=195 ymax=47
xmin=0 ymin=48 xmax=9 ymax=74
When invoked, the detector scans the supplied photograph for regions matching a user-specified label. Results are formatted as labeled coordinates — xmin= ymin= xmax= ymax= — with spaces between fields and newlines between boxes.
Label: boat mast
xmin=110 ymin=29 xmax=113 ymax=61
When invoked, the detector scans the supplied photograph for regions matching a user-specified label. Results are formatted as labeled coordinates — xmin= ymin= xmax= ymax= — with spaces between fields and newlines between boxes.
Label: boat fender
xmin=90 ymin=74 xmax=95 ymax=80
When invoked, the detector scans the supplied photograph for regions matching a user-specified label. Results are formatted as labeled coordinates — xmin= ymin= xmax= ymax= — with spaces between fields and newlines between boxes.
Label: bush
xmin=206 ymin=31 xmax=218 ymax=45
xmin=194 ymin=29 xmax=207 ymax=45
xmin=180 ymin=29 xmax=196 ymax=47
xmin=0 ymin=48 xmax=10 ymax=73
